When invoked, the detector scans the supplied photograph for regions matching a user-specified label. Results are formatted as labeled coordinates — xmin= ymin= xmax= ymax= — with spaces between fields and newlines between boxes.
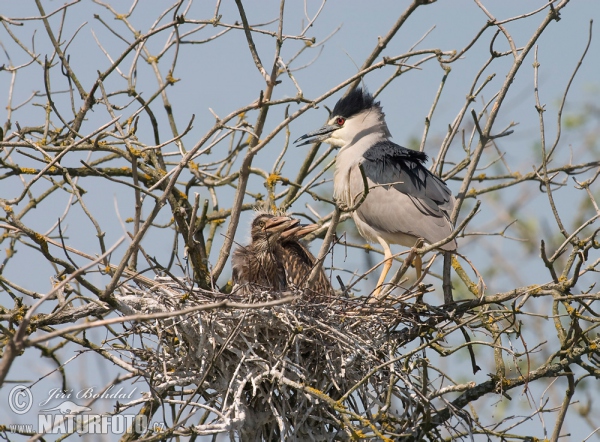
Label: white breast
xmin=333 ymin=151 xmax=354 ymax=207
xmin=333 ymin=132 xmax=386 ymax=207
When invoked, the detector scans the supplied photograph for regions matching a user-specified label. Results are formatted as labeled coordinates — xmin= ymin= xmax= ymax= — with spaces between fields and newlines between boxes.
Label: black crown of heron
xmin=295 ymin=88 xmax=456 ymax=296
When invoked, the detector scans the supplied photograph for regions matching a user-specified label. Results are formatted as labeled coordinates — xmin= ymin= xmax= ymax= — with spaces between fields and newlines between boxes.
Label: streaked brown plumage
xmin=231 ymin=214 xmax=298 ymax=293
xmin=231 ymin=213 xmax=333 ymax=298
xmin=280 ymin=222 xmax=334 ymax=299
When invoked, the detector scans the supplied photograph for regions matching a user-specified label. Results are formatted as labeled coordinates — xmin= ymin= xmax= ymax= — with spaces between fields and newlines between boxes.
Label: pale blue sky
xmin=2 ymin=1 xmax=599 ymax=439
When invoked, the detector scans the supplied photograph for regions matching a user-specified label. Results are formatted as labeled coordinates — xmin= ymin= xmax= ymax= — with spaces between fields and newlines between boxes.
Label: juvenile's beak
xmin=263 ymin=216 xmax=300 ymax=237
xmin=281 ymin=223 xmax=319 ymax=240
xmin=294 ymin=125 xmax=337 ymax=146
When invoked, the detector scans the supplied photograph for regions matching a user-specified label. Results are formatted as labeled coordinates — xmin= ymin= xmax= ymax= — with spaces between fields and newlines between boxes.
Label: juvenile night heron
xmin=231 ymin=214 xmax=298 ymax=293
xmin=232 ymin=213 xmax=333 ymax=297
xmin=279 ymin=220 xmax=334 ymax=299
xmin=295 ymin=88 xmax=456 ymax=298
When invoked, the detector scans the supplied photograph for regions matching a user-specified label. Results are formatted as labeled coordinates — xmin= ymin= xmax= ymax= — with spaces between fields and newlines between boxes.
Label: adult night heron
xmin=295 ymin=88 xmax=456 ymax=297
xmin=232 ymin=213 xmax=332 ymax=297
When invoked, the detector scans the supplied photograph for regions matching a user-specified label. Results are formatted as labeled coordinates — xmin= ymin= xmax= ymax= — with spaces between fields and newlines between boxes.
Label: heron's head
xmin=250 ymin=214 xmax=299 ymax=248
xmin=295 ymin=88 xmax=390 ymax=148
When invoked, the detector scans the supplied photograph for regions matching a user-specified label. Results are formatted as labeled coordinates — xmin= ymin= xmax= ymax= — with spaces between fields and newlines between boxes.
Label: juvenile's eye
xmin=336 ymin=117 xmax=345 ymax=126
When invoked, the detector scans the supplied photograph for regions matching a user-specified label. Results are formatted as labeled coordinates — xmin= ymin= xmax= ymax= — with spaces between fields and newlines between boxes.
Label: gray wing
xmin=351 ymin=141 xmax=456 ymax=246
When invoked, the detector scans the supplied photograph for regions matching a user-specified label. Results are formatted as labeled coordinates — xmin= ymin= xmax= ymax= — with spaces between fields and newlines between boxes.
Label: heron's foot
xmin=410 ymin=239 xmax=424 ymax=280
xmin=369 ymin=285 xmax=383 ymax=302
xmin=411 ymin=254 xmax=423 ymax=280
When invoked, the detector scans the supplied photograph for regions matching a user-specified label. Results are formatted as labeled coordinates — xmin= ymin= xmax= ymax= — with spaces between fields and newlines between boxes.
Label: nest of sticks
xmin=115 ymin=277 xmax=460 ymax=440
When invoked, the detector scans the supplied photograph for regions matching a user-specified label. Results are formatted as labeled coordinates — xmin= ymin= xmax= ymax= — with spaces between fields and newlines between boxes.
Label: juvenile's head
xmin=249 ymin=214 xmax=299 ymax=250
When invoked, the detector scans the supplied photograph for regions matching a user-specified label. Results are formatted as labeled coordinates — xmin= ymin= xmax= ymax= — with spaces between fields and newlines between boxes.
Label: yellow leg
xmin=414 ymin=254 xmax=422 ymax=280
xmin=373 ymin=239 xmax=393 ymax=298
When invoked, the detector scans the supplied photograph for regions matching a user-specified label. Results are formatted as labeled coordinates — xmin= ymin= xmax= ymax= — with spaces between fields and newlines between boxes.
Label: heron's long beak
xmin=294 ymin=125 xmax=337 ymax=146
xmin=263 ymin=216 xmax=300 ymax=236
xmin=281 ymin=223 xmax=319 ymax=240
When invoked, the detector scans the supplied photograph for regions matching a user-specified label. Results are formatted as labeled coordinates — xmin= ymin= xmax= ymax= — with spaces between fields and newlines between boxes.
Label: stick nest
xmin=115 ymin=278 xmax=454 ymax=440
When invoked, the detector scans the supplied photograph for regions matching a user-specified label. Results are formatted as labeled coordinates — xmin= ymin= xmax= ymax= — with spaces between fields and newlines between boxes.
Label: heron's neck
xmin=341 ymin=129 xmax=389 ymax=157
xmin=254 ymin=239 xmax=279 ymax=257
xmin=340 ymin=109 xmax=391 ymax=154
xmin=333 ymin=131 xmax=384 ymax=204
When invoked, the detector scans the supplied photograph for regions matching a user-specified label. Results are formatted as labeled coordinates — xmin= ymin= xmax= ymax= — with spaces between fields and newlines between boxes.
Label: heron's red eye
xmin=336 ymin=117 xmax=345 ymax=126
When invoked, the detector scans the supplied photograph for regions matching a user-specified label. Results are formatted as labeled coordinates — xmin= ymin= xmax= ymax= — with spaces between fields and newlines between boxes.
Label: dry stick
xmin=64 ymin=171 xmax=109 ymax=263
xmin=78 ymin=161 xmax=157 ymax=198
xmin=346 ymin=250 xmax=409 ymax=298
xmin=210 ymin=0 xmax=282 ymax=281
xmin=180 ymin=17 xmax=310 ymax=43
xmin=551 ymin=371 xmax=575 ymax=442
xmin=536 ymin=20 xmax=595 ymax=250
xmin=496 ymin=1 xmax=560 ymax=25
xmin=551 ymin=214 xmax=600 ymax=263
xmin=187 ymin=193 xmax=201 ymax=253
xmin=348 ymin=0 xmax=431 ymax=91
xmin=573 ymin=173 xmax=600 ymax=214
xmin=305 ymin=165 xmax=369 ymax=291
xmin=234 ymin=0 xmax=270 ymax=82
xmin=27 ymin=295 xmax=297 ymax=347
xmin=78 ymin=19 xmax=184 ymax=135
xmin=129 ymin=154 xmax=141 ymax=272
xmin=333 ymin=317 xmax=476 ymax=408
xmin=376 ymin=239 xmax=423 ymax=301
xmin=459 ymin=326 xmax=481 ymax=375
xmin=96 ymin=80 xmax=144 ymax=270
xmin=171 ymin=310 xmax=249 ymax=428
xmin=533 ymin=46 xmax=568 ymax=239
xmin=0 ymin=238 xmax=123 ymax=385
xmin=450 ymin=1 xmax=569 ymax=226
xmin=102 ymin=190 xmax=183 ymax=298
xmin=306 ymin=206 xmax=341 ymax=291
xmin=546 ymin=19 xmax=594 ymax=163
xmin=431 ymin=56 xmax=490 ymax=305
xmin=417 ymin=200 xmax=481 ymax=256
xmin=4 ymin=215 xmax=116 ymax=302
xmin=9 ymin=9 xmax=177 ymax=159
xmin=56 ymin=218 xmax=79 ymax=270
xmin=275 ymin=374 xmax=389 ymax=439
xmin=4 ymin=116 xmax=120 ymax=206
xmin=374 ymin=25 xmax=436 ymax=98
xmin=285 ymin=0 xmax=432 ymax=207
xmin=91 ymin=47 xmax=454 ymax=288
xmin=430 ymin=339 xmax=598 ymax=429
xmin=453 ymin=160 xmax=600 ymax=198
xmin=43 ymin=56 xmax=83 ymax=140
xmin=420 ymin=66 xmax=450 ymax=153
xmin=433 ymin=64 xmax=496 ymax=177
xmin=442 ymin=252 xmax=453 ymax=304
xmin=148 ymin=37 xmax=185 ymax=155
xmin=100 ymin=122 xmax=244 ymax=294
xmin=302 ymin=3 xmax=440 ymax=281
xmin=34 ymin=0 xmax=86 ymax=99
xmin=474 ymin=0 xmax=518 ymax=59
